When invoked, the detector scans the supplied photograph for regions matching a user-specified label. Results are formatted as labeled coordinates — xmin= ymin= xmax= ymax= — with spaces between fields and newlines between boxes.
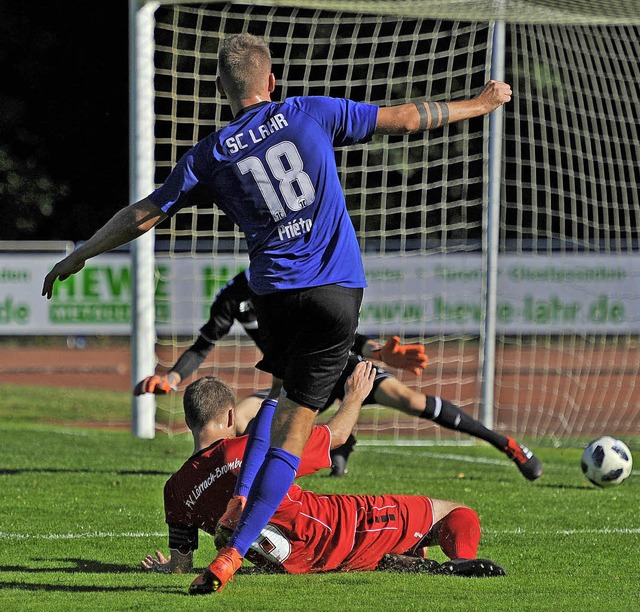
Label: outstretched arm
xmin=42 ymin=197 xmax=167 ymax=299
xmin=133 ymin=336 xmax=214 ymax=395
xmin=134 ymin=273 xmax=250 ymax=394
xmin=326 ymin=360 xmax=375 ymax=448
xmin=375 ymin=80 xmax=511 ymax=135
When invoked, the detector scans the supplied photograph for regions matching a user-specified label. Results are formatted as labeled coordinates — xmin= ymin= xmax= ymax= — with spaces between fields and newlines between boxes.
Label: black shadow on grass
xmin=1 ymin=559 xmax=137 ymax=573
xmin=0 ymin=581 xmax=185 ymax=595
xmin=536 ymin=482 xmax=597 ymax=491
xmin=0 ymin=468 xmax=171 ymax=476
xmin=3 ymin=559 xmax=271 ymax=576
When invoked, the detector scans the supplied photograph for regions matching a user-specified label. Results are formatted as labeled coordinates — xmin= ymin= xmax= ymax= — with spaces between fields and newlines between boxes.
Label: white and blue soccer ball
xmin=581 ymin=436 xmax=633 ymax=487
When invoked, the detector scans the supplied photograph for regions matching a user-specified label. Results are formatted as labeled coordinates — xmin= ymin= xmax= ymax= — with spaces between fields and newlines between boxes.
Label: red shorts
xmin=338 ymin=494 xmax=435 ymax=571
xmin=257 ymin=490 xmax=435 ymax=574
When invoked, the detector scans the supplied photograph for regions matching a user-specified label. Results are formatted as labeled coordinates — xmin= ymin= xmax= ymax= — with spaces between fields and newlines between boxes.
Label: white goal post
xmin=130 ymin=0 xmax=640 ymax=443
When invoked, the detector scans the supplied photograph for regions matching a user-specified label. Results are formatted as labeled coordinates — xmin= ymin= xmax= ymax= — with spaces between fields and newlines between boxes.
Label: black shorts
xmin=254 ymin=284 xmax=363 ymax=410
xmin=250 ymin=354 xmax=390 ymax=412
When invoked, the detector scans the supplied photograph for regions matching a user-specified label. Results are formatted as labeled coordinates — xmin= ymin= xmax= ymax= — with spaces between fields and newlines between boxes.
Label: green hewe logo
xmin=48 ymin=264 xmax=171 ymax=324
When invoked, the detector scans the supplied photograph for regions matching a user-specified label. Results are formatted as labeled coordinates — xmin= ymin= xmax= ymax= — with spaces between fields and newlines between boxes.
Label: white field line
xmin=0 ymin=531 xmax=164 ymax=540
xmin=360 ymin=446 xmax=640 ymax=475
xmin=1 ymin=528 xmax=639 ymax=541
xmin=369 ymin=447 xmax=517 ymax=467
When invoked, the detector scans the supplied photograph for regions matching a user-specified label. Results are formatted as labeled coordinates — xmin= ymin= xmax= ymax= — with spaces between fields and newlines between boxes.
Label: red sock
xmin=438 ymin=507 xmax=481 ymax=560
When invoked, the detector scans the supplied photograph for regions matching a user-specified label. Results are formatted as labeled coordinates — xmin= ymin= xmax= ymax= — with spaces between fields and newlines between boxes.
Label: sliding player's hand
xmin=133 ymin=375 xmax=176 ymax=396
xmin=374 ymin=336 xmax=428 ymax=375
xmin=345 ymin=360 xmax=376 ymax=405
xmin=141 ymin=550 xmax=171 ymax=572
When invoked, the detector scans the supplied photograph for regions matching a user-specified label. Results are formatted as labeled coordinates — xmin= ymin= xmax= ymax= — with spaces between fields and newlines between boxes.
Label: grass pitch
xmin=0 ymin=384 xmax=638 ymax=611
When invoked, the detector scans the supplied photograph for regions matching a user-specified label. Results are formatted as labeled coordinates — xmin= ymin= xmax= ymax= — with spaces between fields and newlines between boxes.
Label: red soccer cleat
xmin=504 ymin=437 xmax=543 ymax=481
xmin=188 ymin=546 xmax=243 ymax=595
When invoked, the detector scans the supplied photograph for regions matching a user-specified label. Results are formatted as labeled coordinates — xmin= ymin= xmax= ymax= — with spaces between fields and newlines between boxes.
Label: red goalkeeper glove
xmin=133 ymin=374 xmax=177 ymax=396
xmin=372 ymin=336 xmax=429 ymax=375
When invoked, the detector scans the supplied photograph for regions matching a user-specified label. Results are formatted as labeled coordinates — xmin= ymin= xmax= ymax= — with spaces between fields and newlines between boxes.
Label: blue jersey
xmin=149 ymin=96 xmax=378 ymax=295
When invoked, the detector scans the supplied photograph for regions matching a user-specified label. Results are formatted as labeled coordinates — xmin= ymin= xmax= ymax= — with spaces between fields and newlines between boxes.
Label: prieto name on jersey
xmin=224 ymin=113 xmax=289 ymax=154
xmin=277 ymin=217 xmax=313 ymax=241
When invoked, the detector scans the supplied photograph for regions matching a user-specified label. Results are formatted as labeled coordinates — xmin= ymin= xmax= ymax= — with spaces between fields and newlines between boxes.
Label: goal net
xmin=144 ymin=1 xmax=640 ymax=444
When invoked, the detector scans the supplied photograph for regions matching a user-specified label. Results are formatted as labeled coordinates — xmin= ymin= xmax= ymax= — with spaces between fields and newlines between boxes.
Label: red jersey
xmin=163 ymin=426 xmax=332 ymax=553
xmin=164 ymin=426 xmax=434 ymax=573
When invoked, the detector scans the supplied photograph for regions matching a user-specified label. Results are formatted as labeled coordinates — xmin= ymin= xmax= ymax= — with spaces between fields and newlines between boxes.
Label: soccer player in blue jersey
xmin=42 ymin=33 xmax=512 ymax=595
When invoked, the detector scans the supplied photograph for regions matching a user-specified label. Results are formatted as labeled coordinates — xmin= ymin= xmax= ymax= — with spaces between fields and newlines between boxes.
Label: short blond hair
xmin=218 ymin=33 xmax=272 ymax=98
xmin=183 ymin=376 xmax=236 ymax=431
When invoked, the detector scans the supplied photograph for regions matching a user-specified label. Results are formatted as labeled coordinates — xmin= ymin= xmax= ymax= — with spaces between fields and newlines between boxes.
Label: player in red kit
xmin=141 ymin=366 xmax=506 ymax=582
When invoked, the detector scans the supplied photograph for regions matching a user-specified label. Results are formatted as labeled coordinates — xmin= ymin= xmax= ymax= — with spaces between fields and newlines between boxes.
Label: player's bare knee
xmin=424 ymin=500 xmax=473 ymax=546
xmin=430 ymin=499 xmax=468 ymax=523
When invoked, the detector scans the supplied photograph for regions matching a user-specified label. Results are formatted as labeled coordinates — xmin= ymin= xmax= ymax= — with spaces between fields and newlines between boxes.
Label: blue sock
xmin=228 ymin=446 xmax=300 ymax=557
xmin=234 ymin=398 xmax=277 ymax=499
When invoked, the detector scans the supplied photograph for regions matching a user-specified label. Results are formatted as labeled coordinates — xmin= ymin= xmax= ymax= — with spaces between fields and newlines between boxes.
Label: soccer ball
xmin=581 ymin=436 xmax=633 ymax=487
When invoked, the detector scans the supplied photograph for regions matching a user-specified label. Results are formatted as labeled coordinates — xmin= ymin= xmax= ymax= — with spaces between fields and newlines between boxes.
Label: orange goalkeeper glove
xmin=373 ymin=336 xmax=429 ymax=375
xmin=133 ymin=374 xmax=177 ymax=396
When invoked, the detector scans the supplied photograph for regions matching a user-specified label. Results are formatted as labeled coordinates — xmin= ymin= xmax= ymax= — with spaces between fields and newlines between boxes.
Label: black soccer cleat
xmin=330 ymin=454 xmax=348 ymax=477
xmin=437 ymin=558 xmax=507 ymax=577
xmin=504 ymin=437 xmax=544 ymax=481
xmin=329 ymin=433 xmax=357 ymax=477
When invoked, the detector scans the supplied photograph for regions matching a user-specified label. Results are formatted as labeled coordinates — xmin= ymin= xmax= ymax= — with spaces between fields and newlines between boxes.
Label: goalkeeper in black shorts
xmin=135 ymin=270 xmax=542 ymax=481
